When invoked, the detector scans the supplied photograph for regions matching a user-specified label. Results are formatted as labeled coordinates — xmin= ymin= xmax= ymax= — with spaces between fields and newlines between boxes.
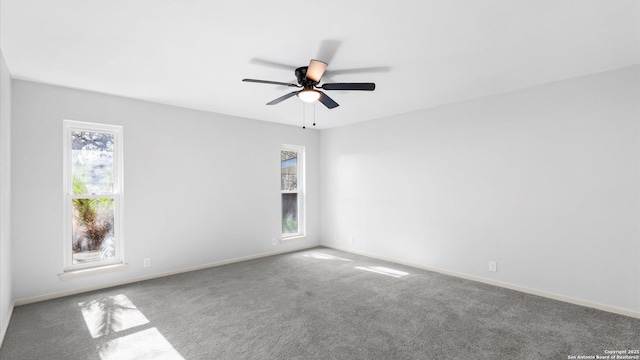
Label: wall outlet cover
xmin=489 ymin=261 xmax=497 ymax=272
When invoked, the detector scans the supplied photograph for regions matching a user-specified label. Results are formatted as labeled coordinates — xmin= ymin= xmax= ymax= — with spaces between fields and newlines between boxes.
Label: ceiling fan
xmin=242 ymin=59 xmax=375 ymax=109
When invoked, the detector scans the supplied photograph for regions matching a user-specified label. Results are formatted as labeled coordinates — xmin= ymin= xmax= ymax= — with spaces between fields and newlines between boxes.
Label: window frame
xmin=62 ymin=120 xmax=124 ymax=272
xmin=281 ymin=144 xmax=305 ymax=239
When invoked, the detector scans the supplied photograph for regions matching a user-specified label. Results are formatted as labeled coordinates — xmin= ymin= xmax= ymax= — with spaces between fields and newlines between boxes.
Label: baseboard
xmin=321 ymin=243 xmax=640 ymax=320
xmin=15 ymin=242 xmax=321 ymax=306
xmin=0 ymin=301 xmax=15 ymax=349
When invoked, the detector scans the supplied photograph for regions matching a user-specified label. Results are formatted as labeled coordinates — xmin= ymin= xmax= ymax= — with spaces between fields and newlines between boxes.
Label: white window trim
xmin=281 ymin=144 xmax=305 ymax=239
xmin=62 ymin=120 xmax=124 ymax=273
xmin=59 ymin=263 xmax=128 ymax=281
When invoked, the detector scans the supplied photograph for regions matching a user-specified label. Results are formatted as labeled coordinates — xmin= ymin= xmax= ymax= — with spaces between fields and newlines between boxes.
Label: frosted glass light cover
xmin=298 ymin=90 xmax=320 ymax=103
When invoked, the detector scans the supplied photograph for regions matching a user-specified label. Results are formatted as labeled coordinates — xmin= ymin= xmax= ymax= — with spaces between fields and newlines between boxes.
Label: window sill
xmin=281 ymin=235 xmax=306 ymax=242
xmin=59 ymin=263 xmax=128 ymax=281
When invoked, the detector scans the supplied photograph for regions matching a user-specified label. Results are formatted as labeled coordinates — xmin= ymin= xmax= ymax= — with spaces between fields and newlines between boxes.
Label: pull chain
xmin=313 ymin=103 xmax=316 ymax=126
xmin=302 ymin=103 xmax=306 ymax=129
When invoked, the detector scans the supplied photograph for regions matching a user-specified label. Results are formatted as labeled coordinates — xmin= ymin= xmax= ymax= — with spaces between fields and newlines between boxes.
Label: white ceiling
xmin=1 ymin=0 xmax=638 ymax=129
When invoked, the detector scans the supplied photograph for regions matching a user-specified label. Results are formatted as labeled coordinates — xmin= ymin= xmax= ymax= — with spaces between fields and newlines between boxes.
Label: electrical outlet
xmin=489 ymin=261 xmax=497 ymax=272
xmin=143 ymin=258 xmax=151 ymax=268
xmin=349 ymin=236 xmax=354 ymax=244
xmin=272 ymin=238 xmax=278 ymax=245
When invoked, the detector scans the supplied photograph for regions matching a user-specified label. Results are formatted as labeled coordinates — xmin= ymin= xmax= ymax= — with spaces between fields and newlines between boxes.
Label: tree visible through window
xmin=281 ymin=145 xmax=305 ymax=237
xmin=64 ymin=121 xmax=123 ymax=270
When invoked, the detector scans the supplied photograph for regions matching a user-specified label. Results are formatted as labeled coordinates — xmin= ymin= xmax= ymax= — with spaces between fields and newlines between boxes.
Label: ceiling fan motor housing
xmin=295 ymin=66 xmax=317 ymax=86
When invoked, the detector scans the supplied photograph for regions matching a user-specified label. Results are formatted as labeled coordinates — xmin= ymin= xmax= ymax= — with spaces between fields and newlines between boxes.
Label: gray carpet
xmin=1 ymin=247 xmax=638 ymax=359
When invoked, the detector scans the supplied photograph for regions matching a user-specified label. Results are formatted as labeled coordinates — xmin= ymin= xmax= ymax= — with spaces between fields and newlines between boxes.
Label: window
xmin=281 ymin=145 xmax=305 ymax=238
xmin=63 ymin=120 xmax=123 ymax=271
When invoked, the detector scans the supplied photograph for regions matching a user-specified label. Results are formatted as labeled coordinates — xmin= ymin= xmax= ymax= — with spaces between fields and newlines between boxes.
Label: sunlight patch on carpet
xmin=79 ymin=294 xmax=149 ymax=339
xmin=303 ymin=252 xmax=353 ymax=261
xmin=98 ymin=327 xmax=184 ymax=360
xmin=354 ymin=266 xmax=409 ymax=278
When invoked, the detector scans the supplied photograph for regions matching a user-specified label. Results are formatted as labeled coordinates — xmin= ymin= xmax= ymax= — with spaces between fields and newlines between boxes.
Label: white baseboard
xmin=0 ymin=301 xmax=15 ymax=349
xmin=15 ymin=242 xmax=320 ymax=306
xmin=321 ymin=243 xmax=640 ymax=320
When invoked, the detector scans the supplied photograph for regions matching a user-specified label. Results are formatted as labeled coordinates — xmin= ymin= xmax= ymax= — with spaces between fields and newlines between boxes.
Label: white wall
xmin=7 ymin=65 xmax=640 ymax=315
xmin=0 ymin=50 xmax=12 ymax=344
xmin=321 ymin=66 xmax=640 ymax=313
xmin=11 ymin=80 xmax=320 ymax=301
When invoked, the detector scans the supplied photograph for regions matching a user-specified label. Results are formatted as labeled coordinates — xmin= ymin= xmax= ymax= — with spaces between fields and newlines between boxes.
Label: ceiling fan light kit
xmin=298 ymin=89 xmax=321 ymax=103
xmin=242 ymin=59 xmax=376 ymax=109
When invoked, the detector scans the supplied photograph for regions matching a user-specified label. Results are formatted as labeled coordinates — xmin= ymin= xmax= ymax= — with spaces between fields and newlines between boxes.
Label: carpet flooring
xmin=1 ymin=247 xmax=639 ymax=359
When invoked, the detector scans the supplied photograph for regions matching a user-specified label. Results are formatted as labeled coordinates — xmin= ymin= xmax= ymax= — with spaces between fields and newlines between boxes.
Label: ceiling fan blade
xmin=318 ymin=91 xmax=339 ymax=109
xmin=306 ymin=59 xmax=327 ymax=82
xmin=267 ymin=91 xmax=300 ymax=105
xmin=243 ymin=79 xmax=300 ymax=87
xmin=316 ymin=39 xmax=341 ymax=65
xmin=321 ymin=83 xmax=376 ymax=91
xmin=249 ymin=58 xmax=297 ymax=71
xmin=324 ymin=66 xmax=391 ymax=77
